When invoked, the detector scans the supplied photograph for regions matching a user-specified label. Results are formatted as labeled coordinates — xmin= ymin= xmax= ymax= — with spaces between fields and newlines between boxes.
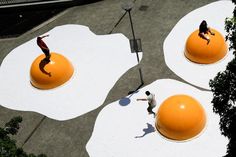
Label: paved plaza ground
xmin=0 ymin=0 xmax=218 ymax=156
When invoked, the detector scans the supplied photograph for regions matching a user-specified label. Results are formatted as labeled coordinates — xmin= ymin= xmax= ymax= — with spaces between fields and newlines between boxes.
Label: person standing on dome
xmin=37 ymin=34 xmax=51 ymax=61
xmin=198 ymin=20 xmax=215 ymax=44
xmin=137 ymin=91 xmax=156 ymax=118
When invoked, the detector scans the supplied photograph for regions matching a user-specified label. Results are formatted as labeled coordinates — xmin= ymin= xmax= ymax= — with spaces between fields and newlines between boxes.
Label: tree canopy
xmin=209 ymin=0 xmax=236 ymax=156
xmin=0 ymin=116 xmax=47 ymax=157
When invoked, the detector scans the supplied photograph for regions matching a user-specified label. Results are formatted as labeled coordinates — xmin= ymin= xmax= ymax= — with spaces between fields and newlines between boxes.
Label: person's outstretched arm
xmin=208 ymin=27 xmax=215 ymax=35
xmin=41 ymin=34 xmax=49 ymax=39
xmin=137 ymin=98 xmax=147 ymax=101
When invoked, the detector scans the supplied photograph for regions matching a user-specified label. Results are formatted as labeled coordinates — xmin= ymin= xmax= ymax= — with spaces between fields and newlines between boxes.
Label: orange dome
xmin=156 ymin=95 xmax=206 ymax=141
xmin=185 ymin=29 xmax=227 ymax=64
xmin=30 ymin=52 xmax=74 ymax=89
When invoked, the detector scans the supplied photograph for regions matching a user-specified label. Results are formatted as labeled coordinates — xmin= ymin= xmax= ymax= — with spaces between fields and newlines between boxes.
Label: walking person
xmin=37 ymin=34 xmax=51 ymax=61
xmin=137 ymin=91 xmax=156 ymax=118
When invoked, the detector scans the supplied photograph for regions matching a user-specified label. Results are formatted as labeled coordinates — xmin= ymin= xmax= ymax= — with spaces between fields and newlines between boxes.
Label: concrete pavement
xmin=0 ymin=0 xmax=216 ymax=156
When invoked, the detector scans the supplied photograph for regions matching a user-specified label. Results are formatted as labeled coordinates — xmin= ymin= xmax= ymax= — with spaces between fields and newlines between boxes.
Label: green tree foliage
xmin=225 ymin=0 xmax=236 ymax=53
xmin=0 ymin=116 xmax=47 ymax=157
xmin=225 ymin=17 xmax=236 ymax=53
xmin=209 ymin=1 xmax=236 ymax=156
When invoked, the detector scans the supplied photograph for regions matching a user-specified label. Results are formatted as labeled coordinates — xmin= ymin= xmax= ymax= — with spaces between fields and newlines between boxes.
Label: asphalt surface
xmin=0 ymin=0 xmax=216 ymax=156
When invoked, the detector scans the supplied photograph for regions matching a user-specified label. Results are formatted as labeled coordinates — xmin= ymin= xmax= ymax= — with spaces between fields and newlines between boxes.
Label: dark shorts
xmin=147 ymin=103 xmax=154 ymax=113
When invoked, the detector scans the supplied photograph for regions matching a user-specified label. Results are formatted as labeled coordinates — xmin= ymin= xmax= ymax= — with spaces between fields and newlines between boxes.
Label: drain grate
xmin=139 ymin=5 xmax=149 ymax=11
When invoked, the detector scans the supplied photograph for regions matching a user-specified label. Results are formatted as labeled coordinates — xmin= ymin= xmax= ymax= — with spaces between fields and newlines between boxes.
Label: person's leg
xmin=147 ymin=105 xmax=156 ymax=117
xmin=199 ymin=32 xmax=210 ymax=44
xmin=151 ymin=106 xmax=156 ymax=118
xmin=147 ymin=106 xmax=150 ymax=113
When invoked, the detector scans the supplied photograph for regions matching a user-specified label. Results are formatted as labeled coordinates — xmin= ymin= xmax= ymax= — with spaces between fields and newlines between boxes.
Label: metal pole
xmin=128 ymin=10 xmax=136 ymax=41
xmin=127 ymin=10 xmax=140 ymax=63
xmin=122 ymin=2 xmax=144 ymax=86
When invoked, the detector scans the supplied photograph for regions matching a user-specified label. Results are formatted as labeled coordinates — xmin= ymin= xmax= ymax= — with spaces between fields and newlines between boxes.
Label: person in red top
xmin=37 ymin=34 xmax=51 ymax=60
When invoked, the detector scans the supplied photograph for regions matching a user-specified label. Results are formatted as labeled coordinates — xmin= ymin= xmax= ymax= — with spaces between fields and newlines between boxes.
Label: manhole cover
xmin=139 ymin=5 xmax=149 ymax=11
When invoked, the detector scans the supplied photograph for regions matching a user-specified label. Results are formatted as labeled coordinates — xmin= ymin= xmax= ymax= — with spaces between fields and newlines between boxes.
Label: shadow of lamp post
xmin=121 ymin=2 xmax=144 ymax=94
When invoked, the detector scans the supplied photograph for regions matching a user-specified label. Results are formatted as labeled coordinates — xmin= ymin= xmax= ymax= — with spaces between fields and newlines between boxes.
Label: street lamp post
xmin=122 ymin=2 xmax=144 ymax=90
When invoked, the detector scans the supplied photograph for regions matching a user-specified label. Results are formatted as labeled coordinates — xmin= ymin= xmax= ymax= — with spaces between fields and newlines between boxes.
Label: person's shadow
xmin=39 ymin=58 xmax=51 ymax=77
xmin=135 ymin=123 xmax=155 ymax=138
xmin=119 ymin=90 xmax=139 ymax=106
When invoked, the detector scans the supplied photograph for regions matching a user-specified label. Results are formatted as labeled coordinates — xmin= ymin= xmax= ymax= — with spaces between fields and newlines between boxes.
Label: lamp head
xmin=121 ymin=1 xmax=134 ymax=11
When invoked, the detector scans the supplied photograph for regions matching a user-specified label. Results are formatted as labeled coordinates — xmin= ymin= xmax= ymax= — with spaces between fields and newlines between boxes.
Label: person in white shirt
xmin=137 ymin=91 xmax=156 ymax=117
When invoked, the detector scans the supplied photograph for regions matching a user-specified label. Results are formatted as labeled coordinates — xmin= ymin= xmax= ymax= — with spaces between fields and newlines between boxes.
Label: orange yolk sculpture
xmin=185 ymin=29 xmax=227 ymax=64
xmin=30 ymin=52 xmax=74 ymax=89
xmin=156 ymin=95 xmax=206 ymax=141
